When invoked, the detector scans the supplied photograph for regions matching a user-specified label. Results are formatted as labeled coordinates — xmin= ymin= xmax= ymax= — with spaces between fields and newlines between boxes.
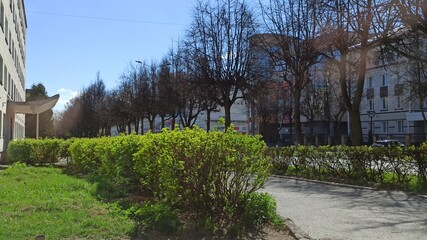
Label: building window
xmin=0 ymin=3 xmax=3 ymax=30
xmin=397 ymin=96 xmax=402 ymax=109
xmin=382 ymin=97 xmax=388 ymax=110
xmin=368 ymin=76 xmax=372 ymax=88
xmin=4 ymin=18 xmax=8 ymax=43
xmin=369 ymin=99 xmax=374 ymax=111
xmin=397 ymin=120 xmax=404 ymax=133
xmin=3 ymin=65 xmax=7 ymax=91
xmin=382 ymin=74 xmax=387 ymax=86
xmin=8 ymin=31 xmax=11 ymax=52
xmin=0 ymin=55 xmax=3 ymax=85
xmin=0 ymin=112 xmax=2 ymax=138
xmin=382 ymin=121 xmax=388 ymax=133
xmin=7 ymin=73 xmax=10 ymax=96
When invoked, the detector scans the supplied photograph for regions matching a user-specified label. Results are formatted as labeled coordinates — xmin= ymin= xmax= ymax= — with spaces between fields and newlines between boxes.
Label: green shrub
xmin=126 ymin=201 xmax=179 ymax=234
xmin=268 ymin=143 xmax=427 ymax=192
xmin=6 ymin=139 xmax=34 ymax=164
xmin=243 ymin=192 xmax=282 ymax=229
xmin=7 ymin=129 xmax=277 ymax=232
xmin=7 ymin=138 xmax=63 ymax=165
xmin=106 ymin=134 xmax=144 ymax=192
xmin=68 ymin=138 xmax=104 ymax=174
xmin=133 ymin=127 xmax=272 ymax=229
xmin=32 ymin=139 xmax=63 ymax=165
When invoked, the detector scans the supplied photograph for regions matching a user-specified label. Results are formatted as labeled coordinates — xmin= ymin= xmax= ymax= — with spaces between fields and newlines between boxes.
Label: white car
xmin=372 ymin=140 xmax=405 ymax=148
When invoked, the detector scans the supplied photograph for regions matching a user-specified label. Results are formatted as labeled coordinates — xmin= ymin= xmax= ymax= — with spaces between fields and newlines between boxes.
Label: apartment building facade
xmin=0 ymin=0 xmax=27 ymax=156
xmin=361 ymin=49 xmax=427 ymax=145
xmin=248 ymin=33 xmax=427 ymax=146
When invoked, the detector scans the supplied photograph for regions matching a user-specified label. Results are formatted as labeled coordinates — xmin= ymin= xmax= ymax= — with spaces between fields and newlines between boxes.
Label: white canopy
xmin=7 ymin=94 xmax=60 ymax=139
xmin=8 ymin=94 xmax=60 ymax=114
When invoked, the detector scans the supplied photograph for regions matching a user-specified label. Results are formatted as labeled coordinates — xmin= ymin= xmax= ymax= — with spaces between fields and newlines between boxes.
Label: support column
xmin=36 ymin=113 xmax=39 ymax=139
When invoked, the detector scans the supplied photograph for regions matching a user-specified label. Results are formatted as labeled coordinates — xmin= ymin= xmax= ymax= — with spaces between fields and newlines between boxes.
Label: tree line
xmin=49 ymin=0 xmax=427 ymax=145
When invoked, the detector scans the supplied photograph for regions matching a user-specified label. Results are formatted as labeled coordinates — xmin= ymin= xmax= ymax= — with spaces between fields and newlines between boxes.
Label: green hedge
xmin=68 ymin=128 xmax=272 ymax=231
xmin=267 ymin=143 xmax=427 ymax=192
xmin=67 ymin=135 xmax=144 ymax=192
xmin=131 ymin=127 xmax=271 ymax=228
xmin=7 ymin=138 xmax=66 ymax=165
xmin=15 ymin=133 xmax=427 ymax=228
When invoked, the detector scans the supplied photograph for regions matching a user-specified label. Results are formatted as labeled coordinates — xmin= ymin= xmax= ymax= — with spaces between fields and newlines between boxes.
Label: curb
xmin=269 ymin=174 xmax=427 ymax=199
xmin=283 ymin=218 xmax=313 ymax=240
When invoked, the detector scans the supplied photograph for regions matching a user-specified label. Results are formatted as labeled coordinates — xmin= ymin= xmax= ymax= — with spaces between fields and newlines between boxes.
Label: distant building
xmin=361 ymin=48 xmax=427 ymax=144
xmin=247 ymin=32 xmax=427 ymax=146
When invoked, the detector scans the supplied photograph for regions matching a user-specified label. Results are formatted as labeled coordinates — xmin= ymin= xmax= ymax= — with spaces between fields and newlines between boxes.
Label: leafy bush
xmin=126 ymin=201 xmax=179 ymax=234
xmin=107 ymin=134 xmax=144 ymax=191
xmin=67 ymin=135 xmax=145 ymax=192
xmin=7 ymin=138 xmax=63 ymax=165
xmin=243 ymin=192 xmax=282 ymax=229
xmin=6 ymin=139 xmax=34 ymax=164
xmin=133 ymin=127 xmax=272 ymax=229
xmin=7 ymin=129 xmax=276 ymax=233
xmin=68 ymin=138 xmax=104 ymax=174
xmin=268 ymin=143 xmax=427 ymax=192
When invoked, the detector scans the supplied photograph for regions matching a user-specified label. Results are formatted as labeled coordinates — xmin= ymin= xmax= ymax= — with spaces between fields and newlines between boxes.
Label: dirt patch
xmin=137 ymin=224 xmax=296 ymax=240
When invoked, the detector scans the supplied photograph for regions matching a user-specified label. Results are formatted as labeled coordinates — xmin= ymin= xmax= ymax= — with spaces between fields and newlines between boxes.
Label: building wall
xmin=361 ymin=50 xmax=427 ymax=144
xmin=0 ymin=0 xmax=27 ymax=153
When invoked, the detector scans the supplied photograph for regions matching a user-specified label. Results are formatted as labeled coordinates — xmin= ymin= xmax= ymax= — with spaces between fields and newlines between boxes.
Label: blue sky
xmin=25 ymin=0 xmax=197 ymax=111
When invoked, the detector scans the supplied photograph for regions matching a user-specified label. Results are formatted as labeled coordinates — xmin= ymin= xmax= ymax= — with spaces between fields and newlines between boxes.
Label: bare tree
xmin=79 ymin=73 xmax=107 ymax=137
xmin=258 ymin=0 xmax=322 ymax=144
xmin=188 ymin=0 xmax=257 ymax=128
xmin=318 ymin=0 xmax=382 ymax=145
xmin=301 ymin=79 xmax=327 ymax=144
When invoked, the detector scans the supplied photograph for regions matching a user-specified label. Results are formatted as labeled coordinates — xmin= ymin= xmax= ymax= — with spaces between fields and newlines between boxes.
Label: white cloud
xmin=54 ymin=88 xmax=79 ymax=111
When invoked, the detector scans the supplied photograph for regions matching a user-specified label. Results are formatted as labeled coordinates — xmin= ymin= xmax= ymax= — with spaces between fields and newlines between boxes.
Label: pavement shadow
xmin=263 ymin=177 xmax=427 ymax=238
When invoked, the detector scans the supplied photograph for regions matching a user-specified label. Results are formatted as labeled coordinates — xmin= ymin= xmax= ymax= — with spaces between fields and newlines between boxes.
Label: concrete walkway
xmin=262 ymin=177 xmax=427 ymax=240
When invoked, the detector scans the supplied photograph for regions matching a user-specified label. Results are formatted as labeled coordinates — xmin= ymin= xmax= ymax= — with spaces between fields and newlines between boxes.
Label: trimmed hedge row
xmin=267 ymin=144 xmax=427 ymax=191
xmin=6 ymin=128 xmax=274 ymax=231
xmin=6 ymin=138 xmax=68 ymax=165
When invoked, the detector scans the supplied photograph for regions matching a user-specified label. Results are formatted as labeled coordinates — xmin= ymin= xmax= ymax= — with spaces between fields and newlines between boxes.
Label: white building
xmin=0 ymin=0 xmax=27 ymax=158
xmin=361 ymin=49 xmax=427 ymax=144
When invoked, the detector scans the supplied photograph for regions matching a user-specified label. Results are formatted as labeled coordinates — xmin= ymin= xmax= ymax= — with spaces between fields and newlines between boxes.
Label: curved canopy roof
xmin=8 ymin=94 xmax=60 ymax=114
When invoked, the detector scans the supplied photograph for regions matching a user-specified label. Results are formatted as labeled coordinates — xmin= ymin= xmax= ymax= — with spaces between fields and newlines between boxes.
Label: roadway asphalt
xmin=262 ymin=176 xmax=427 ymax=240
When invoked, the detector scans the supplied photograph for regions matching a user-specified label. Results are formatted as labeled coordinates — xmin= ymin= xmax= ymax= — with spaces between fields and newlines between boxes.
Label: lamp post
xmin=367 ymin=110 xmax=376 ymax=144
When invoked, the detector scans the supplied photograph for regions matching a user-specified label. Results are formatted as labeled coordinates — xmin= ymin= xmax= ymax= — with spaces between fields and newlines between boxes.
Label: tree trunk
xmin=171 ymin=116 xmax=176 ymax=130
xmin=134 ymin=118 xmax=139 ymax=134
xmin=224 ymin=100 xmax=232 ymax=129
xmin=140 ymin=117 xmax=144 ymax=135
xmin=127 ymin=120 xmax=132 ymax=134
xmin=206 ymin=109 xmax=212 ymax=132
xmin=349 ymin=109 xmax=363 ymax=146
xmin=149 ymin=119 xmax=155 ymax=132
xmin=294 ymin=90 xmax=303 ymax=145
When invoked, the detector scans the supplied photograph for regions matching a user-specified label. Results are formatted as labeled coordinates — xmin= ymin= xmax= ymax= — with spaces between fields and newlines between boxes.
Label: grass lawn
xmin=0 ymin=163 xmax=135 ymax=239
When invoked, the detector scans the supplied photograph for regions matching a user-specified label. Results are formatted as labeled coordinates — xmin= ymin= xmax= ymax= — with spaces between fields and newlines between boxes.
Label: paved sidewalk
xmin=262 ymin=177 xmax=427 ymax=240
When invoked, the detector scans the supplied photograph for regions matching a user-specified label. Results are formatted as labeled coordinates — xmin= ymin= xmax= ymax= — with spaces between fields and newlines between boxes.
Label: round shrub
xmin=242 ymin=192 xmax=282 ymax=229
xmin=7 ymin=138 xmax=63 ymax=165
xmin=133 ymin=127 xmax=272 ymax=229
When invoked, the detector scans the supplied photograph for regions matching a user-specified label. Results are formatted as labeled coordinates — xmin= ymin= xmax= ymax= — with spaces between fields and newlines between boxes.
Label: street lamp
xmin=367 ymin=110 xmax=376 ymax=144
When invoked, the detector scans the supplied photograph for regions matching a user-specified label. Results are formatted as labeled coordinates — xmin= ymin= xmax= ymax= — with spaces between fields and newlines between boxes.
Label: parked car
xmin=372 ymin=139 xmax=405 ymax=148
